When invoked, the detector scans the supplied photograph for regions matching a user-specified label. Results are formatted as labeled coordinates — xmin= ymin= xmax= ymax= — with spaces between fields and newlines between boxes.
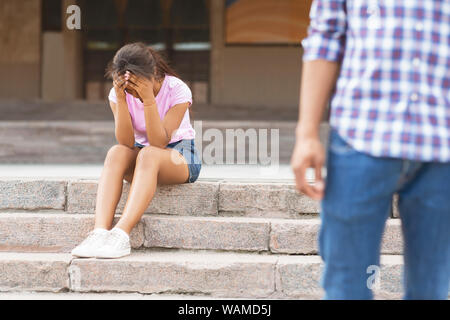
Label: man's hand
xmin=291 ymin=134 xmax=326 ymax=201
xmin=126 ymin=72 xmax=156 ymax=105
xmin=291 ymin=60 xmax=340 ymax=201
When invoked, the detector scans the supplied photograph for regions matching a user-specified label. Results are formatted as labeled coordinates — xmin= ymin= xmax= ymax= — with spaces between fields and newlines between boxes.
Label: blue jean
xmin=134 ymin=139 xmax=201 ymax=183
xmin=319 ymin=129 xmax=450 ymax=299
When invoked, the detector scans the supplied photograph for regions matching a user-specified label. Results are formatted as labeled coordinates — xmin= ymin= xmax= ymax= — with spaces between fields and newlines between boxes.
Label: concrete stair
xmin=0 ymin=251 xmax=403 ymax=299
xmin=0 ymin=178 xmax=404 ymax=299
xmin=0 ymin=213 xmax=403 ymax=255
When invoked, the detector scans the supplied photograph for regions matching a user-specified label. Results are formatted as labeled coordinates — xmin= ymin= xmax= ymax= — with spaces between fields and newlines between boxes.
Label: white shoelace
xmin=80 ymin=231 xmax=107 ymax=247
xmin=106 ymin=230 xmax=129 ymax=250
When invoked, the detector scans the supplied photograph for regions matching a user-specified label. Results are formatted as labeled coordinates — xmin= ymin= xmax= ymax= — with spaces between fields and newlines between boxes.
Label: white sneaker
xmin=95 ymin=227 xmax=131 ymax=259
xmin=71 ymin=228 xmax=110 ymax=258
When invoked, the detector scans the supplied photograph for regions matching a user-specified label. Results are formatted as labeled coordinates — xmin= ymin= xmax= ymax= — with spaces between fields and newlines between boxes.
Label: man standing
xmin=291 ymin=0 xmax=449 ymax=299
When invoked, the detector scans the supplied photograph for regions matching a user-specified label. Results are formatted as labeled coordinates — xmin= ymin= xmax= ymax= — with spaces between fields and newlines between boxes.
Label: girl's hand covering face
xmin=125 ymin=71 xmax=156 ymax=105
xmin=112 ymin=73 xmax=128 ymax=102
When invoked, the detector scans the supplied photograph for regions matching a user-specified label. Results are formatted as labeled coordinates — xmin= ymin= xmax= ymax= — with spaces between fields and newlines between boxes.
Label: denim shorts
xmin=134 ymin=139 xmax=201 ymax=183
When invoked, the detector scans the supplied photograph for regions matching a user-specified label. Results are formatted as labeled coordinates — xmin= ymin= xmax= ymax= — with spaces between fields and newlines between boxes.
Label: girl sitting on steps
xmin=72 ymin=42 xmax=201 ymax=259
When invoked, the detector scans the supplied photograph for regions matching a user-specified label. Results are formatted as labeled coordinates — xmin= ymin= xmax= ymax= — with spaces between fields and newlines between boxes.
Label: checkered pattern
xmin=302 ymin=0 xmax=450 ymax=162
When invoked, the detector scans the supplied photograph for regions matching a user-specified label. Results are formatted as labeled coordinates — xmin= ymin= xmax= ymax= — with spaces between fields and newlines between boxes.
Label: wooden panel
xmin=0 ymin=0 xmax=41 ymax=63
xmin=225 ymin=0 xmax=313 ymax=44
xmin=0 ymin=0 xmax=41 ymax=98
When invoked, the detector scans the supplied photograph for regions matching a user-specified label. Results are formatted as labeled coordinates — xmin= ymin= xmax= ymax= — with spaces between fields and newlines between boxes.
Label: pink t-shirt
xmin=108 ymin=75 xmax=195 ymax=145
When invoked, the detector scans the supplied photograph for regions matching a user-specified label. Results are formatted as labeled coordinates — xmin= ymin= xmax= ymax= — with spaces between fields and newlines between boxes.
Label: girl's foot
xmin=71 ymin=228 xmax=110 ymax=258
xmin=95 ymin=227 xmax=131 ymax=259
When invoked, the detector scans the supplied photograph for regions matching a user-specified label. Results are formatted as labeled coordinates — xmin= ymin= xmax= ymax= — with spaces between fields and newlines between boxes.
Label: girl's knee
xmin=136 ymin=146 xmax=163 ymax=165
xmin=107 ymin=144 xmax=134 ymax=155
xmin=105 ymin=144 xmax=135 ymax=166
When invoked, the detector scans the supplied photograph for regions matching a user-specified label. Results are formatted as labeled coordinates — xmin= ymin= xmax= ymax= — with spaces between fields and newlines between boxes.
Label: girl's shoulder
xmin=165 ymin=75 xmax=190 ymax=91
xmin=164 ymin=75 xmax=192 ymax=106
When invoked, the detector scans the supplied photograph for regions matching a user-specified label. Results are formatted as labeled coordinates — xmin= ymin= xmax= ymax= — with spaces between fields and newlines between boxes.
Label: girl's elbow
xmin=118 ymin=142 xmax=135 ymax=149
xmin=154 ymin=140 xmax=170 ymax=149
xmin=152 ymin=133 xmax=171 ymax=149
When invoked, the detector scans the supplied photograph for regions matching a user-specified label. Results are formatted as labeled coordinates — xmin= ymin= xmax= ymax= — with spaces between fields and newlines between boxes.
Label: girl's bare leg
xmin=94 ymin=144 xmax=140 ymax=230
xmin=114 ymin=146 xmax=189 ymax=234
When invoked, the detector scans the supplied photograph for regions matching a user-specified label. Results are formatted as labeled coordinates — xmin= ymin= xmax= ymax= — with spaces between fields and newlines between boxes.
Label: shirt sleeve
xmin=302 ymin=0 xmax=347 ymax=63
xmin=108 ymin=87 xmax=117 ymax=104
xmin=170 ymin=81 xmax=193 ymax=108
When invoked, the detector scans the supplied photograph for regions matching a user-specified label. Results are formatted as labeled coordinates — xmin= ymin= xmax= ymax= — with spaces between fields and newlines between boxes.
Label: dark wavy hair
xmin=105 ymin=42 xmax=179 ymax=81
xmin=105 ymin=42 xmax=194 ymax=118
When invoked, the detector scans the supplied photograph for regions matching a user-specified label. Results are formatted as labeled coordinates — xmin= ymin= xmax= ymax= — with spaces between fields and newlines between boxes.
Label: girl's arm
xmin=109 ymin=101 xmax=135 ymax=148
xmin=109 ymin=75 xmax=135 ymax=148
xmin=127 ymin=73 xmax=189 ymax=148
xmin=143 ymin=102 xmax=189 ymax=148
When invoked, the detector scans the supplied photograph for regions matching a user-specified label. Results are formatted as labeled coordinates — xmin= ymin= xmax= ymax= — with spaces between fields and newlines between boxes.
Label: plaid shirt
xmin=302 ymin=0 xmax=450 ymax=163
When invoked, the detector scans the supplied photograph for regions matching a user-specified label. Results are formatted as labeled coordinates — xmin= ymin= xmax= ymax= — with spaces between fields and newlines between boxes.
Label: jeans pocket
xmin=328 ymin=129 xmax=359 ymax=156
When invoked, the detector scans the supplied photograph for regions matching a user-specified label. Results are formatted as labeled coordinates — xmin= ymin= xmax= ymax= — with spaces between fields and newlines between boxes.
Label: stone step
xmin=0 ymin=213 xmax=403 ymax=255
xmin=0 ymin=179 xmax=320 ymax=218
xmin=0 ymin=292 xmax=232 ymax=300
xmin=0 ymin=251 xmax=404 ymax=299
xmin=0 ymin=178 xmax=400 ymax=218
xmin=0 ymin=164 xmax=297 ymax=181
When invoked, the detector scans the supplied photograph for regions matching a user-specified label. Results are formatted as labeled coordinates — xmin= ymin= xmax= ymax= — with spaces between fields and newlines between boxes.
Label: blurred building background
xmin=0 ymin=0 xmax=312 ymax=114
xmin=0 ymin=0 xmax=322 ymax=165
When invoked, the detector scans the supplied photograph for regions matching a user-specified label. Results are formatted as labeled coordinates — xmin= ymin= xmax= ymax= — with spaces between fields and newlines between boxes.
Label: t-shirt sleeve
xmin=108 ymin=87 xmax=117 ymax=104
xmin=170 ymin=81 xmax=193 ymax=107
xmin=301 ymin=0 xmax=347 ymax=63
